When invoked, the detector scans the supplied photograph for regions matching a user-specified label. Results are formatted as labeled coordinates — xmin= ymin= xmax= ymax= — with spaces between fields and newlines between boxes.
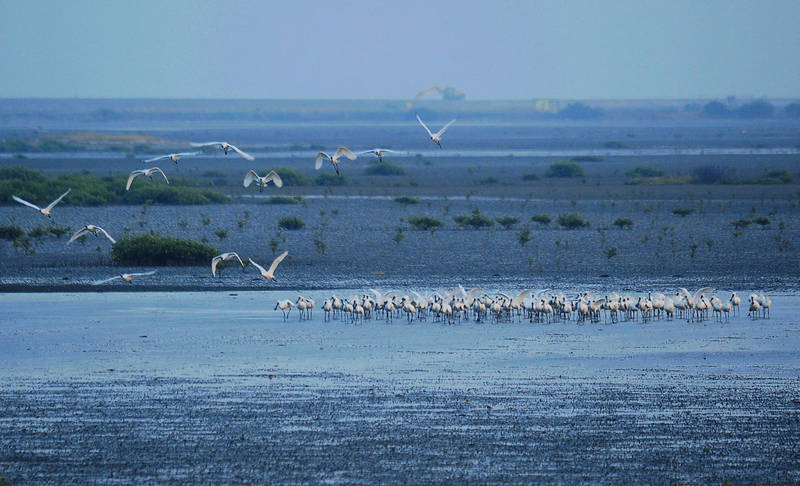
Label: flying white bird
xmin=315 ymin=147 xmax=356 ymax=176
xmin=93 ymin=270 xmax=157 ymax=285
xmin=211 ymin=252 xmax=245 ymax=278
xmin=191 ymin=142 xmax=254 ymax=161
xmin=249 ymin=250 xmax=288 ymax=281
xmin=126 ymin=167 xmax=169 ymax=191
xmin=243 ymin=170 xmax=283 ymax=192
xmin=68 ymin=225 xmax=116 ymax=244
xmin=12 ymin=188 xmax=71 ymax=218
xmin=358 ymin=148 xmax=402 ymax=162
xmin=143 ymin=152 xmax=200 ymax=164
xmin=416 ymin=113 xmax=456 ymax=148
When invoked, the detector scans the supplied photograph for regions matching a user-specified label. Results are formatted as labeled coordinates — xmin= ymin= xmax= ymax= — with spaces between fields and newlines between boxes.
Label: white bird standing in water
xmin=126 ymin=167 xmax=169 ymax=191
xmin=191 ymin=141 xmax=254 ymax=161
xmin=315 ymin=147 xmax=356 ymax=176
xmin=93 ymin=270 xmax=157 ymax=285
xmin=358 ymin=148 xmax=402 ymax=162
xmin=243 ymin=170 xmax=283 ymax=192
xmin=249 ymin=250 xmax=288 ymax=281
xmin=12 ymin=188 xmax=71 ymax=218
xmin=211 ymin=252 xmax=245 ymax=278
xmin=143 ymin=152 xmax=200 ymax=164
xmin=68 ymin=225 xmax=116 ymax=244
xmin=416 ymin=113 xmax=456 ymax=148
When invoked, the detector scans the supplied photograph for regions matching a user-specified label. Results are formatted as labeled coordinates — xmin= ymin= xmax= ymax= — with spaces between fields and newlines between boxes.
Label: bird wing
xmin=229 ymin=144 xmax=255 ymax=161
xmin=416 ymin=114 xmax=434 ymax=137
xmin=315 ymin=152 xmax=330 ymax=170
xmin=92 ymin=275 xmax=121 ymax=285
xmin=175 ymin=151 xmax=200 ymax=157
xmin=515 ymin=289 xmax=532 ymax=306
xmin=693 ymin=287 xmax=713 ymax=301
xmin=11 ymin=195 xmax=41 ymax=211
xmin=150 ymin=167 xmax=169 ymax=184
xmin=144 ymin=154 xmax=169 ymax=163
xmin=434 ymin=119 xmax=457 ymax=138
xmin=126 ymin=171 xmax=143 ymax=191
xmin=44 ymin=188 xmax=71 ymax=211
xmin=129 ymin=270 xmax=157 ymax=278
xmin=211 ymin=255 xmax=222 ymax=277
xmin=334 ymin=146 xmax=357 ymax=161
xmin=248 ymin=258 xmax=268 ymax=274
xmin=67 ymin=227 xmax=90 ymax=244
xmin=358 ymin=150 xmax=377 ymax=156
xmin=96 ymin=226 xmax=116 ymax=244
xmin=678 ymin=287 xmax=691 ymax=298
xmin=267 ymin=250 xmax=289 ymax=275
xmin=190 ymin=142 xmax=224 ymax=147
xmin=243 ymin=170 xmax=260 ymax=188
xmin=230 ymin=252 xmax=245 ymax=267
xmin=265 ymin=170 xmax=283 ymax=188
xmin=369 ymin=288 xmax=385 ymax=302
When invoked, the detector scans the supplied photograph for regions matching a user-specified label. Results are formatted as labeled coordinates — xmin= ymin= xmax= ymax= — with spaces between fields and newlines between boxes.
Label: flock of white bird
xmin=9 ymin=115 xmax=456 ymax=286
xmin=278 ymin=287 xmax=772 ymax=324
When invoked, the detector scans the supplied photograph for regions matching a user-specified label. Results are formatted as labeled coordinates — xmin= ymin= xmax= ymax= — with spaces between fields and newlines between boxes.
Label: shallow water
xmin=1 ymin=291 xmax=799 ymax=484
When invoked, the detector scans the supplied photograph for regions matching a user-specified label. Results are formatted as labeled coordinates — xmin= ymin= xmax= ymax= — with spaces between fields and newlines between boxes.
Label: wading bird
xmin=126 ymin=167 xmax=169 ymax=191
xmin=12 ymin=188 xmax=71 ymax=218
xmin=358 ymin=148 xmax=402 ymax=162
xmin=191 ymin=141 xmax=254 ymax=161
xmin=249 ymin=250 xmax=288 ymax=281
xmin=243 ymin=170 xmax=283 ymax=192
xmin=68 ymin=225 xmax=116 ymax=244
xmin=315 ymin=147 xmax=356 ymax=176
xmin=416 ymin=113 xmax=456 ymax=148
xmin=143 ymin=152 xmax=199 ymax=164
xmin=211 ymin=252 xmax=245 ymax=278
xmin=274 ymin=299 xmax=295 ymax=321
xmin=93 ymin=270 xmax=157 ymax=285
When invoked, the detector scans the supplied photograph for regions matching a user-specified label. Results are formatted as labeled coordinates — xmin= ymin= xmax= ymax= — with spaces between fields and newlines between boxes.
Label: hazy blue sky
xmin=1 ymin=0 xmax=798 ymax=99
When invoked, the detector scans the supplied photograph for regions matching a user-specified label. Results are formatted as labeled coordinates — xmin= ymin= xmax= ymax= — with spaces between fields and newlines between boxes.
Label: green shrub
xmin=753 ymin=216 xmax=771 ymax=226
xmin=315 ymin=173 xmax=346 ymax=186
xmin=691 ymin=165 xmax=729 ymax=184
xmin=278 ymin=216 xmax=306 ymax=230
xmin=111 ymin=234 xmax=218 ymax=266
xmin=626 ymin=165 xmax=664 ymax=178
xmin=407 ymin=216 xmax=443 ymax=232
xmin=545 ymin=161 xmax=585 ymax=178
xmin=672 ymin=207 xmax=694 ymax=217
xmin=522 ymin=173 xmax=540 ymax=181
xmin=364 ymin=161 xmax=405 ymax=176
xmin=731 ymin=219 xmax=751 ymax=229
xmin=475 ymin=176 xmax=499 ymax=185
xmin=272 ymin=167 xmax=312 ymax=186
xmin=393 ymin=195 xmax=420 ymax=205
xmin=214 ymin=229 xmax=228 ymax=240
xmin=495 ymin=216 xmax=519 ymax=229
xmin=123 ymin=186 xmax=229 ymax=205
xmin=557 ymin=213 xmax=590 ymax=229
xmin=454 ymin=209 xmax=494 ymax=229
xmin=265 ymin=195 xmax=303 ymax=205
xmin=765 ymin=169 xmax=793 ymax=183
xmin=0 ymin=225 xmax=24 ymax=240
xmin=531 ymin=214 xmax=551 ymax=225
xmin=612 ymin=218 xmax=634 ymax=229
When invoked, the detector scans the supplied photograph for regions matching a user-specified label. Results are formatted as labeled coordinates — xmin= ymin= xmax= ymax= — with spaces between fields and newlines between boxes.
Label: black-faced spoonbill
xmin=12 ymin=188 xmax=71 ymax=218
xmin=315 ymin=147 xmax=356 ymax=176
xmin=243 ymin=170 xmax=283 ymax=192
xmin=416 ymin=113 xmax=456 ymax=148
xmin=68 ymin=225 xmax=116 ymax=244
xmin=211 ymin=252 xmax=245 ymax=278
xmin=191 ymin=141 xmax=254 ymax=160
xmin=249 ymin=251 xmax=288 ymax=281
xmin=126 ymin=167 xmax=169 ymax=191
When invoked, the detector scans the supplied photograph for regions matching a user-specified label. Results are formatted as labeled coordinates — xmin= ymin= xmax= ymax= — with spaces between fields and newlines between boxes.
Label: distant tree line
xmin=703 ymin=99 xmax=800 ymax=119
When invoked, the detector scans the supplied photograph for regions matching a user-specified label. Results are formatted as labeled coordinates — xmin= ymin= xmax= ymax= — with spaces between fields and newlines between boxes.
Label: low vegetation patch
xmin=0 ymin=166 xmax=228 ymax=206
xmin=111 ymin=233 xmax=218 ymax=266
xmin=278 ymin=216 xmax=306 ymax=230
xmin=364 ymin=161 xmax=405 ymax=176
xmin=570 ymin=155 xmax=603 ymax=162
xmin=604 ymin=141 xmax=629 ymax=149
xmin=393 ymin=195 xmax=420 ymax=205
xmin=315 ymin=173 xmax=346 ymax=186
xmin=453 ymin=209 xmax=494 ymax=229
xmin=531 ymin=214 xmax=552 ymax=225
xmin=201 ymin=169 xmax=227 ymax=178
xmin=557 ymin=213 xmax=590 ymax=229
xmin=753 ymin=216 xmax=771 ymax=227
xmin=612 ymin=218 xmax=634 ymax=229
xmin=0 ymin=225 xmax=24 ymax=240
xmin=0 ymin=137 xmax=84 ymax=153
xmin=407 ymin=216 xmax=443 ymax=232
xmin=475 ymin=176 xmax=500 ymax=185
xmin=495 ymin=216 xmax=519 ymax=229
xmin=545 ymin=161 xmax=585 ymax=178
xmin=731 ymin=219 xmax=751 ymax=229
xmin=265 ymin=195 xmax=304 ymax=205
xmin=672 ymin=207 xmax=694 ymax=217
xmin=272 ymin=167 xmax=312 ymax=186
xmin=522 ymin=173 xmax=540 ymax=181
xmin=626 ymin=165 xmax=664 ymax=178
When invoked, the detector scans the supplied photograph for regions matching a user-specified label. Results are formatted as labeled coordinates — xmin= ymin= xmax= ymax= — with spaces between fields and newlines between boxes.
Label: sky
xmin=1 ymin=0 xmax=799 ymax=100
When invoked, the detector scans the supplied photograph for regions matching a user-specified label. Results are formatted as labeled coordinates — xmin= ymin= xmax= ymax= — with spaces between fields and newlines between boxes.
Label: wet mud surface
xmin=1 ymin=292 xmax=799 ymax=484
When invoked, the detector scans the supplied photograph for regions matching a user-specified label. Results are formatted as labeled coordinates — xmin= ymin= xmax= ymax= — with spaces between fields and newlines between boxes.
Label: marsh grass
xmin=112 ymin=234 xmax=217 ymax=266
xmin=531 ymin=214 xmax=552 ymax=225
xmin=265 ymin=195 xmax=304 ymax=205
xmin=407 ymin=216 xmax=443 ymax=232
xmin=495 ymin=216 xmax=519 ymax=229
xmin=278 ymin=216 xmax=306 ymax=230
xmin=393 ymin=195 xmax=420 ymax=205
xmin=454 ymin=209 xmax=494 ymax=229
xmin=364 ymin=161 xmax=405 ymax=176
xmin=557 ymin=213 xmax=590 ymax=229
xmin=612 ymin=218 xmax=634 ymax=229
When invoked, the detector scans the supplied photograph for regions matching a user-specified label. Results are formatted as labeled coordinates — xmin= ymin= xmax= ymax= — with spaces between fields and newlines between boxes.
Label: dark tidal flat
xmin=1 ymin=291 xmax=800 ymax=484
